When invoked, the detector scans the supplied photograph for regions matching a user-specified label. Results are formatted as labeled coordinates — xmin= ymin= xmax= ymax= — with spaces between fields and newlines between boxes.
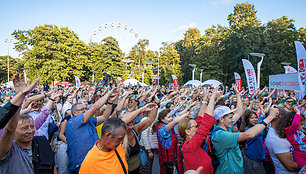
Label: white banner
xmin=242 ymin=59 xmax=257 ymax=93
xmin=75 ymin=76 xmax=81 ymax=88
xmin=295 ymin=41 xmax=306 ymax=98
xmin=284 ymin=65 xmax=297 ymax=74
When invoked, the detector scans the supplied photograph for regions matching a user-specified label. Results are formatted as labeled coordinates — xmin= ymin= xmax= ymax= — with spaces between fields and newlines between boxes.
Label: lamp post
xmin=158 ymin=56 xmax=159 ymax=85
xmin=280 ymin=62 xmax=291 ymax=66
xmin=122 ymin=58 xmax=135 ymax=78
xmin=145 ymin=61 xmax=156 ymax=84
xmin=90 ymin=70 xmax=95 ymax=83
xmin=249 ymin=53 xmax=265 ymax=89
xmin=189 ymin=64 xmax=197 ymax=80
xmin=21 ymin=67 xmax=29 ymax=82
xmin=140 ymin=68 xmax=145 ymax=84
xmin=4 ymin=38 xmax=12 ymax=82
xmin=199 ymin=69 xmax=203 ymax=82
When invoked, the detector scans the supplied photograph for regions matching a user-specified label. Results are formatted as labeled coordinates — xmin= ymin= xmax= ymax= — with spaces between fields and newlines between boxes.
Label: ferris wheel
xmin=89 ymin=22 xmax=140 ymax=54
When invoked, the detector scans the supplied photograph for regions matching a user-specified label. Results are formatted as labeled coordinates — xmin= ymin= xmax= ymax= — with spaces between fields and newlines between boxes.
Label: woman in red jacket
xmin=153 ymin=108 xmax=188 ymax=174
xmin=178 ymin=87 xmax=218 ymax=174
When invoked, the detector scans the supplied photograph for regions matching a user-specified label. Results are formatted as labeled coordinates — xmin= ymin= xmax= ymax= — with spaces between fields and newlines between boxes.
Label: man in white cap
xmin=210 ymin=86 xmax=279 ymax=174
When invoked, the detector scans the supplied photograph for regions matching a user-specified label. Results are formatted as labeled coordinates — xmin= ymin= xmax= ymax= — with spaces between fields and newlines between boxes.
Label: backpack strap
xmin=131 ymin=129 xmax=140 ymax=144
xmin=115 ymin=149 xmax=127 ymax=174
xmin=211 ymin=127 xmax=236 ymax=173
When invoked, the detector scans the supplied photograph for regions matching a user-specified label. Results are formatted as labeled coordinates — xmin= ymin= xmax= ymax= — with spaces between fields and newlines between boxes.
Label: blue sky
xmin=0 ymin=0 xmax=305 ymax=58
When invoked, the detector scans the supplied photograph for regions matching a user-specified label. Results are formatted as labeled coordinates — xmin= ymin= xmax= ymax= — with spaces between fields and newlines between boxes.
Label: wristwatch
xmin=259 ymin=120 xmax=268 ymax=127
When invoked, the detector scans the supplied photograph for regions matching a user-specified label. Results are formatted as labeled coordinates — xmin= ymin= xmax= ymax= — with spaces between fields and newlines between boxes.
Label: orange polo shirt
xmin=79 ymin=141 xmax=128 ymax=174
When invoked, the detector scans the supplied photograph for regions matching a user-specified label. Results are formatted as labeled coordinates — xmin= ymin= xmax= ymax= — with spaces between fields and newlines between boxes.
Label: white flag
xmin=242 ymin=59 xmax=257 ymax=93
xmin=284 ymin=66 xmax=297 ymax=74
xmin=75 ymin=76 xmax=81 ymax=88
xmin=295 ymin=41 xmax=306 ymax=98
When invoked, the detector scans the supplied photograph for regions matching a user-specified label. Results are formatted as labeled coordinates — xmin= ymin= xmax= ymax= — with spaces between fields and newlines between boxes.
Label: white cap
xmin=213 ymin=106 xmax=237 ymax=120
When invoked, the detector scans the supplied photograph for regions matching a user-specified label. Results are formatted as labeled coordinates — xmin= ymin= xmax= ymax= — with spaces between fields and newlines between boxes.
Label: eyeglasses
xmin=189 ymin=124 xmax=199 ymax=129
xmin=76 ymin=108 xmax=86 ymax=111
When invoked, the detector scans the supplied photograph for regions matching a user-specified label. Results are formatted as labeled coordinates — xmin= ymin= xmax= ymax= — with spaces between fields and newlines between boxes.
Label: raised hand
xmin=50 ymin=91 xmax=61 ymax=100
xmin=174 ymin=112 xmax=189 ymax=123
xmin=293 ymin=105 xmax=301 ymax=115
xmin=109 ymin=87 xmax=118 ymax=96
xmin=143 ymin=103 xmax=157 ymax=112
xmin=268 ymin=106 xmax=279 ymax=119
xmin=13 ymin=73 xmax=39 ymax=95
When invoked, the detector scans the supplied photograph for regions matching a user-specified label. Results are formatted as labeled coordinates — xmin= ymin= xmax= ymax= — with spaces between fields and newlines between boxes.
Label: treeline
xmin=1 ymin=3 xmax=305 ymax=86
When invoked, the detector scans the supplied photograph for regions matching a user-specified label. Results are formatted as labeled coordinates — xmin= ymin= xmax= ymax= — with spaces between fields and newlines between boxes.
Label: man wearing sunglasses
xmin=65 ymin=88 xmax=118 ymax=174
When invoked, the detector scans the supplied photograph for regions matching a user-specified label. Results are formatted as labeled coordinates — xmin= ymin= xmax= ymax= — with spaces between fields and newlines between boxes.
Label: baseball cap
xmin=213 ymin=106 xmax=237 ymax=120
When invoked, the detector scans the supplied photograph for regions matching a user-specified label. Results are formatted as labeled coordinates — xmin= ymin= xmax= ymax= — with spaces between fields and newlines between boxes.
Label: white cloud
xmin=171 ymin=23 xmax=197 ymax=33
xmin=210 ymin=0 xmax=234 ymax=6
xmin=221 ymin=0 xmax=234 ymax=4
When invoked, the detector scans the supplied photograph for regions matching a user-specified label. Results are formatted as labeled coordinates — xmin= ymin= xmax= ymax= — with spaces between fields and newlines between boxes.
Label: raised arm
xmin=96 ymin=93 xmax=119 ymax=125
xmin=266 ymin=85 xmax=278 ymax=99
xmin=238 ymin=106 xmax=278 ymax=142
xmin=83 ymin=87 xmax=117 ymax=123
xmin=197 ymin=88 xmax=209 ymax=117
xmin=0 ymin=73 xmax=39 ymax=129
xmin=134 ymin=105 xmax=158 ymax=134
xmin=121 ymin=103 xmax=156 ymax=124
xmin=232 ymin=85 xmax=244 ymax=123
xmin=0 ymin=73 xmax=38 ymax=159
xmin=165 ymin=112 xmax=189 ymax=131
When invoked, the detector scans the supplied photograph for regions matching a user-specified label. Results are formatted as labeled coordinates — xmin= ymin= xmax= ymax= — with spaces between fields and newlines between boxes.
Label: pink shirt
xmin=285 ymin=114 xmax=306 ymax=168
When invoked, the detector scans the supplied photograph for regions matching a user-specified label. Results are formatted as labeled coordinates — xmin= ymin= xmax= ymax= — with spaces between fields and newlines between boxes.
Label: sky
xmin=0 ymin=0 xmax=305 ymax=58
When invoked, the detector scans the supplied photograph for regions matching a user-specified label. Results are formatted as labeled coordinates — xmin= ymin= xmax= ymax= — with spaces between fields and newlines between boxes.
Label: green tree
xmin=159 ymin=42 xmax=181 ymax=85
xmin=266 ymin=16 xmax=299 ymax=76
xmin=100 ymin=37 xmax=127 ymax=81
xmin=129 ymin=39 xmax=150 ymax=82
xmin=223 ymin=3 xmax=268 ymax=86
xmin=0 ymin=56 xmax=20 ymax=82
xmin=194 ymin=25 xmax=227 ymax=82
xmin=12 ymin=24 xmax=88 ymax=84
xmin=176 ymin=28 xmax=201 ymax=83
xmin=298 ymin=27 xmax=306 ymax=45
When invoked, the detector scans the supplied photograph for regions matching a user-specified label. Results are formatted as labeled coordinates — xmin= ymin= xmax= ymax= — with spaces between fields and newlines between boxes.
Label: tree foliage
xmin=6 ymin=3 xmax=306 ymax=86
xmin=0 ymin=56 xmax=20 ymax=82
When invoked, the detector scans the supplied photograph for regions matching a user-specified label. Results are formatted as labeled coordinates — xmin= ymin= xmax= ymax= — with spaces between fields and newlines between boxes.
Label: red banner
xmin=234 ymin=72 xmax=242 ymax=91
xmin=172 ymin=75 xmax=179 ymax=86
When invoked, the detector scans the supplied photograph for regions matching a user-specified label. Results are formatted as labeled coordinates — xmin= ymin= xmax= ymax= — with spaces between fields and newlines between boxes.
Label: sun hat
xmin=213 ymin=106 xmax=237 ymax=120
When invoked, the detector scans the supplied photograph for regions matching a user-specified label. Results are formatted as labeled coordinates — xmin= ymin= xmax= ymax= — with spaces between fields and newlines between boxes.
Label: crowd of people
xmin=0 ymin=73 xmax=305 ymax=174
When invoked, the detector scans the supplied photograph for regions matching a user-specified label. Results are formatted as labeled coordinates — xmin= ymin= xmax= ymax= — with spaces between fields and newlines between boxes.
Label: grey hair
xmin=19 ymin=114 xmax=34 ymax=122
xmin=101 ymin=117 xmax=127 ymax=137
xmin=71 ymin=102 xmax=83 ymax=116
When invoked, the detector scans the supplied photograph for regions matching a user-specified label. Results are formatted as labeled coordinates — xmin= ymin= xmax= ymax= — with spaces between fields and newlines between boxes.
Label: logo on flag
xmin=75 ymin=76 xmax=81 ymax=88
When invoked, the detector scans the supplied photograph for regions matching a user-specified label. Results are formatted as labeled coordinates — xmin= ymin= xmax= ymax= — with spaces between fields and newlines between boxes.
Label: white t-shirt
xmin=265 ymin=127 xmax=297 ymax=174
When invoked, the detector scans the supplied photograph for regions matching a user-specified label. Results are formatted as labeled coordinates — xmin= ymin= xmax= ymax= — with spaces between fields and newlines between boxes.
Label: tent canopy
xmin=202 ymin=79 xmax=224 ymax=89
xmin=183 ymin=80 xmax=202 ymax=87
xmin=123 ymin=78 xmax=147 ymax=87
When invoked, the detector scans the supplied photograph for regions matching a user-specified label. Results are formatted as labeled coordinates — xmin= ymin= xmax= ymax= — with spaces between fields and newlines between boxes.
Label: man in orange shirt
xmin=79 ymin=117 xmax=128 ymax=174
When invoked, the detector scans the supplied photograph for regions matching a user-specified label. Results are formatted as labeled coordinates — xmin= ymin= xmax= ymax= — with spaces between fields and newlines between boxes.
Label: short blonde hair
xmin=178 ymin=118 xmax=194 ymax=139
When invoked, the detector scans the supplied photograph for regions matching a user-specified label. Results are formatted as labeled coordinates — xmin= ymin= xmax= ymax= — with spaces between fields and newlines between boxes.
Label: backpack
xmin=202 ymin=127 xmax=223 ymax=173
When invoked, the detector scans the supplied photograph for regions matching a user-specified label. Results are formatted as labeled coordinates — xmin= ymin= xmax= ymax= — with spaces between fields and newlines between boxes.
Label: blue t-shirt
xmin=244 ymin=117 xmax=266 ymax=162
xmin=65 ymin=113 xmax=98 ymax=173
